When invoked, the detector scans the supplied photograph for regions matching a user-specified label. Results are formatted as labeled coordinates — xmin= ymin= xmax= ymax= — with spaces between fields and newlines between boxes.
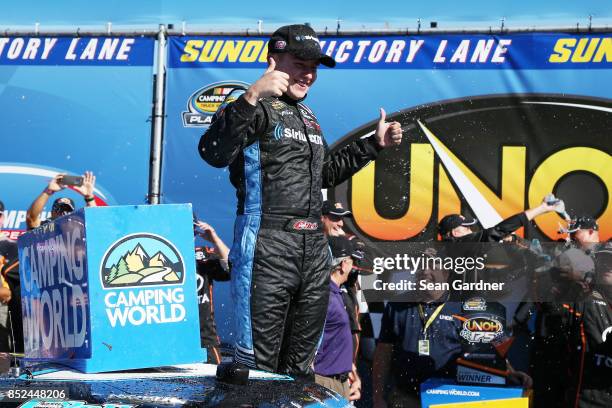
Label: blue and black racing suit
xmin=199 ymin=91 xmax=382 ymax=376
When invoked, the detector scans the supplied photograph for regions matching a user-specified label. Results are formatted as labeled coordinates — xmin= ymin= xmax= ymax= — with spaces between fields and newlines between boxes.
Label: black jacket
xmin=199 ymin=91 xmax=382 ymax=217
xmin=565 ymin=290 xmax=612 ymax=408
xmin=450 ymin=212 xmax=530 ymax=243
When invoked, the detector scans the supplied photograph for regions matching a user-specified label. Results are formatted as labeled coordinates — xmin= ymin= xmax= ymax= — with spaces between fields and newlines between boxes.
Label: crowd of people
xmin=0 ymin=22 xmax=609 ymax=408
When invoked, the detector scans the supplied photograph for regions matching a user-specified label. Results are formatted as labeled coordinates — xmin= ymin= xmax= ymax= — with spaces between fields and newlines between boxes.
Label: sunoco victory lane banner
xmin=164 ymin=33 xmax=610 ymax=341
xmin=0 ymin=36 xmax=154 ymax=239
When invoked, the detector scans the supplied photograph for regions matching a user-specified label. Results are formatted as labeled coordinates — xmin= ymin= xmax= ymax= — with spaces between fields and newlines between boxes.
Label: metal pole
xmin=0 ymin=25 xmax=609 ymax=37
xmin=148 ymin=24 xmax=167 ymax=204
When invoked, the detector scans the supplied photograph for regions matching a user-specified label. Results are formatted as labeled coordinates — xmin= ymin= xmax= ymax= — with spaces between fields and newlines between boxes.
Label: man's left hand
xmin=375 ymin=108 xmax=403 ymax=148
xmin=74 ymin=171 xmax=96 ymax=198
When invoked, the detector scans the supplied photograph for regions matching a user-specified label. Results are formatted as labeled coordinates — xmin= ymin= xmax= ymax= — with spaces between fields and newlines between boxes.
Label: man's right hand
xmin=48 ymin=174 xmax=66 ymax=193
xmin=244 ymin=58 xmax=289 ymax=105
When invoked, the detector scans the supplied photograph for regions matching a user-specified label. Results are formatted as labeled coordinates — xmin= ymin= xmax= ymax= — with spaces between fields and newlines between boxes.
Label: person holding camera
xmin=26 ymin=171 xmax=97 ymax=229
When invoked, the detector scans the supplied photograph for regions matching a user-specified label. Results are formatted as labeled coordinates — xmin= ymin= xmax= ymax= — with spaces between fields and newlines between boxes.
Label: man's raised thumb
xmin=265 ymin=57 xmax=276 ymax=74
xmin=378 ymin=107 xmax=386 ymax=124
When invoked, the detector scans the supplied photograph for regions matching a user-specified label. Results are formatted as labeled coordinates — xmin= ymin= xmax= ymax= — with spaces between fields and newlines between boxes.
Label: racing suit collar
xmin=280 ymin=93 xmax=306 ymax=105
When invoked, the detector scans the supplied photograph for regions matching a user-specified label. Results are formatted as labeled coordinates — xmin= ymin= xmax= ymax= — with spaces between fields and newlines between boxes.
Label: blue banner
xmin=169 ymin=34 xmax=611 ymax=69
xmin=0 ymin=37 xmax=153 ymax=66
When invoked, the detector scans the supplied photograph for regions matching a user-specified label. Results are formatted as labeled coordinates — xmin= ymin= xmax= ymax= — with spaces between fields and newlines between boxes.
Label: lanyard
xmin=418 ymin=303 xmax=445 ymax=339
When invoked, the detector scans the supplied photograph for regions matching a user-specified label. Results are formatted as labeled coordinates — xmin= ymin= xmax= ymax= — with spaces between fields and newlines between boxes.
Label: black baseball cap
xmin=438 ymin=214 xmax=477 ymax=236
xmin=268 ymin=24 xmax=336 ymax=68
xmin=329 ymin=236 xmax=354 ymax=261
xmin=351 ymin=239 xmax=366 ymax=261
xmin=322 ymin=201 xmax=352 ymax=217
xmin=51 ymin=197 xmax=75 ymax=214
xmin=567 ymin=216 xmax=599 ymax=233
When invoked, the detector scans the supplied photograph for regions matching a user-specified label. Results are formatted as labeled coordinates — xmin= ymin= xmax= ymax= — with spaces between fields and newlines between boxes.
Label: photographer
xmin=26 ymin=171 xmax=97 ymax=229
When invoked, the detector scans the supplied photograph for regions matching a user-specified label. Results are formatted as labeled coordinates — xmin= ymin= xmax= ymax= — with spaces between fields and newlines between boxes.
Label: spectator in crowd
xmin=438 ymin=196 xmax=564 ymax=243
xmin=314 ymin=236 xmax=361 ymax=401
xmin=321 ymin=200 xmax=366 ymax=358
xmin=372 ymin=251 xmax=462 ymax=408
xmin=532 ymin=215 xmax=608 ymax=407
xmin=194 ymin=219 xmax=231 ymax=365
xmin=322 ymin=201 xmax=352 ymax=237
xmin=342 ymin=241 xmax=366 ymax=364
xmin=439 ymin=197 xmax=566 ymax=303
xmin=26 ymin=171 xmax=97 ymax=229
xmin=321 ymin=201 xmax=360 ymax=354
xmin=0 ymin=200 xmax=18 ymax=352
xmin=561 ymin=248 xmax=612 ymax=407
xmin=7 ymin=171 xmax=97 ymax=353
xmin=568 ymin=216 xmax=601 ymax=252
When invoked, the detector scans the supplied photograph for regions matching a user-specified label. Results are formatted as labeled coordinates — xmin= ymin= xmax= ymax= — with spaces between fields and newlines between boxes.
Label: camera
xmin=60 ymin=175 xmax=84 ymax=186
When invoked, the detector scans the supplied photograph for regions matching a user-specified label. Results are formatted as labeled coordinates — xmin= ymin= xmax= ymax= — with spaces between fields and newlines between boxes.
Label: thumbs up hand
xmin=375 ymin=108 xmax=403 ymax=148
xmin=244 ymin=57 xmax=290 ymax=105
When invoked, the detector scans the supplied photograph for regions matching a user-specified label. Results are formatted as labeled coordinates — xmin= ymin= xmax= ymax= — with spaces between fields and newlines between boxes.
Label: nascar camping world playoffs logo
xmin=182 ymin=81 xmax=248 ymax=127
xmin=100 ymin=234 xmax=184 ymax=289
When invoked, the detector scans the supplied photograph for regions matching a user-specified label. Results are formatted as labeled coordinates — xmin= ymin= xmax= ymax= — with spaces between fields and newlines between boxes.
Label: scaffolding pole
xmin=0 ymin=25 xmax=609 ymax=37
xmin=147 ymin=24 xmax=166 ymax=204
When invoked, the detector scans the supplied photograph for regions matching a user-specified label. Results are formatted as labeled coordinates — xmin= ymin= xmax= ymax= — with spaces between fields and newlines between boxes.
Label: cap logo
xmin=275 ymin=40 xmax=286 ymax=50
xmin=295 ymin=35 xmax=320 ymax=44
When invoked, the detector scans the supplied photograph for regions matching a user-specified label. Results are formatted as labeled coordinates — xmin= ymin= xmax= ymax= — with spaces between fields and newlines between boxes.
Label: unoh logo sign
xmin=101 ymin=234 xmax=187 ymax=327
xmin=181 ymin=81 xmax=248 ymax=127
xmin=329 ymin=95 xmax=612 ymax=243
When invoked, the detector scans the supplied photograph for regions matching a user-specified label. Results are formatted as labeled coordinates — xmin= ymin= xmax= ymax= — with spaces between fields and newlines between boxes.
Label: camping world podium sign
xmin=18 ymin=204 xmax=204 ymax=373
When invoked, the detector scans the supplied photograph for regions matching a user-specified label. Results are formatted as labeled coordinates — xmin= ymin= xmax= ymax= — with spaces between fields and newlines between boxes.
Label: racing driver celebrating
xmin=199 ymin=24 xmax=402 ymax=378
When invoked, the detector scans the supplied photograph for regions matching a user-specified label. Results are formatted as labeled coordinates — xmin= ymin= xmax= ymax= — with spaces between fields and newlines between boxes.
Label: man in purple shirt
xmin=315 ymin=236 xmax=361 ymax=401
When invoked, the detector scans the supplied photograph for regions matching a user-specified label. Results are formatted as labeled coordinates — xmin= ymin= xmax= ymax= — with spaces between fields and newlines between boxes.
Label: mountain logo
xmin=100 ymin=233 xmax=185 ymax=289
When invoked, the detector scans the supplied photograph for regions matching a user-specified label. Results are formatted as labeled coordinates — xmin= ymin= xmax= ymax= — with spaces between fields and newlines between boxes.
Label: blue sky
xmin=2 ymin=1 xmax=610 ymax=32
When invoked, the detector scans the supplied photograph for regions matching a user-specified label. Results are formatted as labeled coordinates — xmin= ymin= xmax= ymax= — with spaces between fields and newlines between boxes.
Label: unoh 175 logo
xmin=182 ymin=81 xmax=248 ymax=127
xmin=460 ymin=316 xmax=504 ymax=344
xmin=100 ymin=234 xmax=184 ymax=289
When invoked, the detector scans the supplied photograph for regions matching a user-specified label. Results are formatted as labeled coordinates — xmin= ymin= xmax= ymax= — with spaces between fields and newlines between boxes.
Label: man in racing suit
xmin=199 ymin=24 xmax=402 ymax=377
